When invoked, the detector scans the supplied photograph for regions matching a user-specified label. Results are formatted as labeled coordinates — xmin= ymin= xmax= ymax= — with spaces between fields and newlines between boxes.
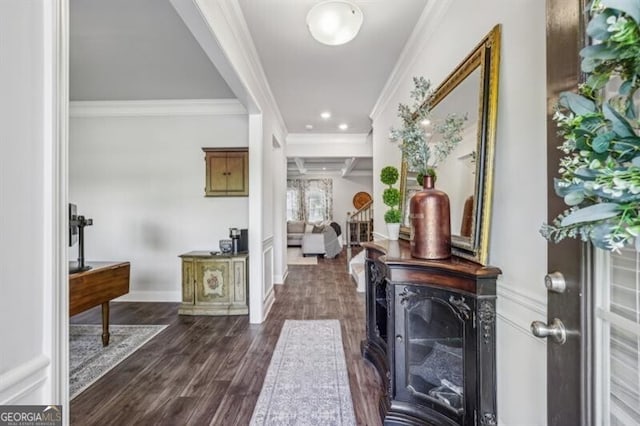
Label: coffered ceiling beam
xmin=341 ymin=157 xmax=358 ymax=177
xmin=294 ymin=157 xmax=307 ymax=174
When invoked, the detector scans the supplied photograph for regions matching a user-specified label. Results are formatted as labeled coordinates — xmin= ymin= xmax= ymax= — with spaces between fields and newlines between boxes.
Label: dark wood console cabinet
xmin=361 ymin=240 xmax=501 ymax=426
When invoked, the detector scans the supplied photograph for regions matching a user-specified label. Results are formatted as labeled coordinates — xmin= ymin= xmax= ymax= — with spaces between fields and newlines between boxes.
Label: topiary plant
xmin=380 ymin=166 xmax=401 ymax=223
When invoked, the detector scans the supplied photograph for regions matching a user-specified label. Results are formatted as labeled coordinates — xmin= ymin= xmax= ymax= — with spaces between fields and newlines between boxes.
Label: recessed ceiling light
xmin=338 ymin=123 xmax=348 ymax=130
xmin=322 ymin=167 xmax=327 ymax=170
xmin=305 ymin=124 xmax=314 ymax=130
xmin=321 ymin=111 xmax=331 ymax=119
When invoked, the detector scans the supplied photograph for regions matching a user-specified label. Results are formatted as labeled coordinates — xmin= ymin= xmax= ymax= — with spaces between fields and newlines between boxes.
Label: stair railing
xmin=345 ymin=200 xmax=373 ymax=265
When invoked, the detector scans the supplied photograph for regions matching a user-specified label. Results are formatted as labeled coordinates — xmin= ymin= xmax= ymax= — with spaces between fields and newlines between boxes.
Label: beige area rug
xmin=287 ymin=247 xmax=318 ymax=265
xmin=69 ymin=324 xmax=168 ymax=399
xmin=250 ymin=320 xmax=356 ymax=425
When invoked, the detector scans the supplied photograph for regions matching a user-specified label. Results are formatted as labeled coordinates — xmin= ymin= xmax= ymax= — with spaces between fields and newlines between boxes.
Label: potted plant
xmin=381 ymin=166 xmax=401 ymax=240
xmin=541 ymin=1 xmax=640 ymax=252
xmin=389 ymin=77 xmax=467 ymax=185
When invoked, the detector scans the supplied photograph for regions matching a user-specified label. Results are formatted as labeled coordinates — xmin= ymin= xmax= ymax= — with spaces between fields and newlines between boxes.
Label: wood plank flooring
xmin=70 ymin=249 xmax=383 ymax=425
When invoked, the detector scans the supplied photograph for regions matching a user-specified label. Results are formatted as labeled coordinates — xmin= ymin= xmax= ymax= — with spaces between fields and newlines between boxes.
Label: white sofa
xmin=302 ymin=224 xmax=342 ymax=258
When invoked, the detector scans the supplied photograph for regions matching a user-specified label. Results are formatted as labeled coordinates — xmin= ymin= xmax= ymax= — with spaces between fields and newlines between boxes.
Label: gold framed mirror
xmin=399 ymin=25 xmax=501 ymax=265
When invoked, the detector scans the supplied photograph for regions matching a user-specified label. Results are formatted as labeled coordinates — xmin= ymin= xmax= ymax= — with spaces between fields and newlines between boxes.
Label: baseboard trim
xmin=0 ymin=355 xmax=50 ymax=405
xmin=115 ymin=291 xmax=181 ymax=302
xmin=274 ymin=269 xmax=287 ymax=285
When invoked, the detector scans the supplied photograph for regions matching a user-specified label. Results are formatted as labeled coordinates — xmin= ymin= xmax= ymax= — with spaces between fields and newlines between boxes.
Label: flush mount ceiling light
xmin=306 ymin=1 xmax=364 ymax=46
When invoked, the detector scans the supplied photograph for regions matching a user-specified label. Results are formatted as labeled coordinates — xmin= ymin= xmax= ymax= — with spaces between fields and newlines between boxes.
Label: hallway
xmin=70 ymin=250 xmax=382 ymax=425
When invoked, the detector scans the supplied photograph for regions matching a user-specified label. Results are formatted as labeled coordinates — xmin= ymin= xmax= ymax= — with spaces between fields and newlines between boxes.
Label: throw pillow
xmin=312 ymin=225 xmax=325 ymax=233
xmin=305 ymin=224 xmax=314 ymax=233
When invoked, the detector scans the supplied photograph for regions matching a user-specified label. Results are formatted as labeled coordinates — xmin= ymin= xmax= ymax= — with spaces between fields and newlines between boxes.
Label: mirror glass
xmin=399 ymin=25 xmax=501 ymax=265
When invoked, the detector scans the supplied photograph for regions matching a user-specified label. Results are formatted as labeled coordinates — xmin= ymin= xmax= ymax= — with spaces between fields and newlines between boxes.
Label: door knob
xmin=531 ymin=318 xmax=567 ymax=344
xmin=545 ymin=271 xmax=566 ymax=293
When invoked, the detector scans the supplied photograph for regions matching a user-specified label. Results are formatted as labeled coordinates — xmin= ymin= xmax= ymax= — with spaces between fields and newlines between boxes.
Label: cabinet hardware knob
xmin=396 ymin=335 xmax=403 ymax=342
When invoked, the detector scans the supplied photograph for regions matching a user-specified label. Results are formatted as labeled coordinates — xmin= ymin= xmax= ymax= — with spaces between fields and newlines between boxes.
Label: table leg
xmin=101 ymin=302 xmax=110 ymax=346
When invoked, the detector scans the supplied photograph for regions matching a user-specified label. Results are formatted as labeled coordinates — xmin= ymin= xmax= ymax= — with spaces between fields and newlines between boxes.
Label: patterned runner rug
xmin=250 ymin=320 xmax=356 ymax=425
xmin=69 ymin=324 xmax=167 ymax=399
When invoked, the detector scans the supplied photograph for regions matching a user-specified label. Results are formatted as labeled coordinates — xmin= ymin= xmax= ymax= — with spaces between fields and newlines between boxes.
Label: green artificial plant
xmin=541 ymin=0 xmax=640 ymax=251
xmin=380 ymin=166 xmax=402 ymax=223
xmin=389 ymin=77 xmax=467 ymax=186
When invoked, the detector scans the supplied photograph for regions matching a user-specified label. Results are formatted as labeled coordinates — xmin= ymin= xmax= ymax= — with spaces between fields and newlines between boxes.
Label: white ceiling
xmin=69 ymin=0 xmax=234 ymax=101
xmin=238 ymin=0 xmax=428 ymax=134
xmin=69 ymin=0 xmax=430 ymax=176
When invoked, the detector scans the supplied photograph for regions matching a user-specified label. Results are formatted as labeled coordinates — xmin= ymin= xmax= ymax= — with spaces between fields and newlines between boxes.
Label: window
xmin=286 ymin=179 xmax=333 ymax=223
xmin=595 ymin=248 xmax=640 ymax=425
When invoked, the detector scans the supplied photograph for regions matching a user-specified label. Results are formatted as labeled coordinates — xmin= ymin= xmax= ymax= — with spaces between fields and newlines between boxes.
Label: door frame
xmin=545 ymin=0 xmax=594 ymax=424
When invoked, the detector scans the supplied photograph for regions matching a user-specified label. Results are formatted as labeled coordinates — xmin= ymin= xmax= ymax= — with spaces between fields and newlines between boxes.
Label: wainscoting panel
xmin=496 ymin=281 xmax=547 ymax=425
xmin=0 ymin=354 xmax=50 ymax=405
xmin=262 ymin=237 xmax=274 ymax=317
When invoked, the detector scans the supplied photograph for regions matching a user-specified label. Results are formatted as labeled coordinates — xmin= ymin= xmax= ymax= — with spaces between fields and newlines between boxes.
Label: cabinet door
xmin=182 ymin=259 xmax=194 ymax=304
xmin=205 ymin=152 xmax=229 ymax=196
xmin=195 ymin=260 xmax=231 ymax=304
xmin=225 ymin=151 xmax=248 ymax=196
xmin=395 ymin=285 xmax=468 ymax=419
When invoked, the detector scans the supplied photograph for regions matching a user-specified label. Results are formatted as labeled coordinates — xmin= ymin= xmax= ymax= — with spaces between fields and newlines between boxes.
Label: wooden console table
xmin=69 ymin=261 xmax=130 ymax=346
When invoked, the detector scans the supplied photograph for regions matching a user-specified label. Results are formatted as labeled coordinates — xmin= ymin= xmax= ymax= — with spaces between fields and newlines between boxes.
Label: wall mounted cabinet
xmin=203 ymin=148 xmax=248 ymax=197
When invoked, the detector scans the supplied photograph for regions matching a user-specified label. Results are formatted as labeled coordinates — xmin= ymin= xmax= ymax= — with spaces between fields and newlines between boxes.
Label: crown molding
xmin=215 ymin=0 xmax=288 ymax=138
xmin=69 ymin=99 xmax=246 ymax=117
xmin=287 ymin=133 xmax=369 ymax=144
xmin=369 ymin=0 xmax=454 ymax=122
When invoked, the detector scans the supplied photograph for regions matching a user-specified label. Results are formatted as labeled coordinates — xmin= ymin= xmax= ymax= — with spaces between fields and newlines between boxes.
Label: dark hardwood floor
xmin=70 ymin=249 xmax=383 ymax=425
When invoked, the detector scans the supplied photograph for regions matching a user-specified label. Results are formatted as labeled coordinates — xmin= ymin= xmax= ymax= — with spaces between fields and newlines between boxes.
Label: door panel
xmin=543 ymin=1 xmax=592 ymax=424
xmin=226 ymin=152 xmax=248 ymax=194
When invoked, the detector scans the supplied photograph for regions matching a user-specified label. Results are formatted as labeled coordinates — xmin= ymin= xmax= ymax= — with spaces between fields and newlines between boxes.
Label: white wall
xmin=370 ymin=0 xmax=548 ymax=424
xmin=69 ymin=103 xmax=248 ymax=300
xmin=0 ymin=0 xmax=56 ymax=405
xmin=173 ymin=0 xmax=288 ymax=322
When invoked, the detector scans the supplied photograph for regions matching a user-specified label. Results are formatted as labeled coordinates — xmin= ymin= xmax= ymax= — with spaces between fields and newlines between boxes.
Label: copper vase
xmin=409 ymin=175 xmax=451 ymax=259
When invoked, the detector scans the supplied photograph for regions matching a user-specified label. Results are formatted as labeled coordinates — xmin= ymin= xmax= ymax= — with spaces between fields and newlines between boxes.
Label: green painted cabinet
xmin=178 ymin=251 xmax=248 ymax=315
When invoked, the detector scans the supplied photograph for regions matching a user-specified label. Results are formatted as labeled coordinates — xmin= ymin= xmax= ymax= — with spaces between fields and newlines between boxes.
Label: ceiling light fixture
xmin=320 ymin=111 xmax=331 ymax=119
xmin=305 ymin=124 xmax=314 ymax=130
xmin=306 ymin=1 xmax=364 ymax=46
xmin=339 ymin=123 xmax=348 ymax=130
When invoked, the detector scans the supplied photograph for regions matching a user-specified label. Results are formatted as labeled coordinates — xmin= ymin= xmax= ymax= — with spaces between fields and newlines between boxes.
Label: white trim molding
xmin=287 ymin=133 xmax=369 ymax=145
xmin=262 ymin=285 xmax=275 ymax=320
xmin=69 ymin=99 xmax=246 ymax=117
xmin=214 ymin=0 xmax=287 ymax=136
xmin=262 ymin=236 xmax=274 ymax=250
xmin=496 ymin=283 xmax=547 ymax=341
xmin=369 ymin=0 xmax=454 ymax=122
xmin=0 ymin=355 xmax=51 ymax=405
xmin=497 ymin=285 xmax=546 ymax=317
xmin=274 ymin=267 xmax=288 ymax=285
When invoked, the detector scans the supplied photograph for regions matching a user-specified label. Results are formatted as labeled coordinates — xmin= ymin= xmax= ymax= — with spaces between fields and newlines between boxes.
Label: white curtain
xmin=286 ymin=179 xmax=333 ymax=222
